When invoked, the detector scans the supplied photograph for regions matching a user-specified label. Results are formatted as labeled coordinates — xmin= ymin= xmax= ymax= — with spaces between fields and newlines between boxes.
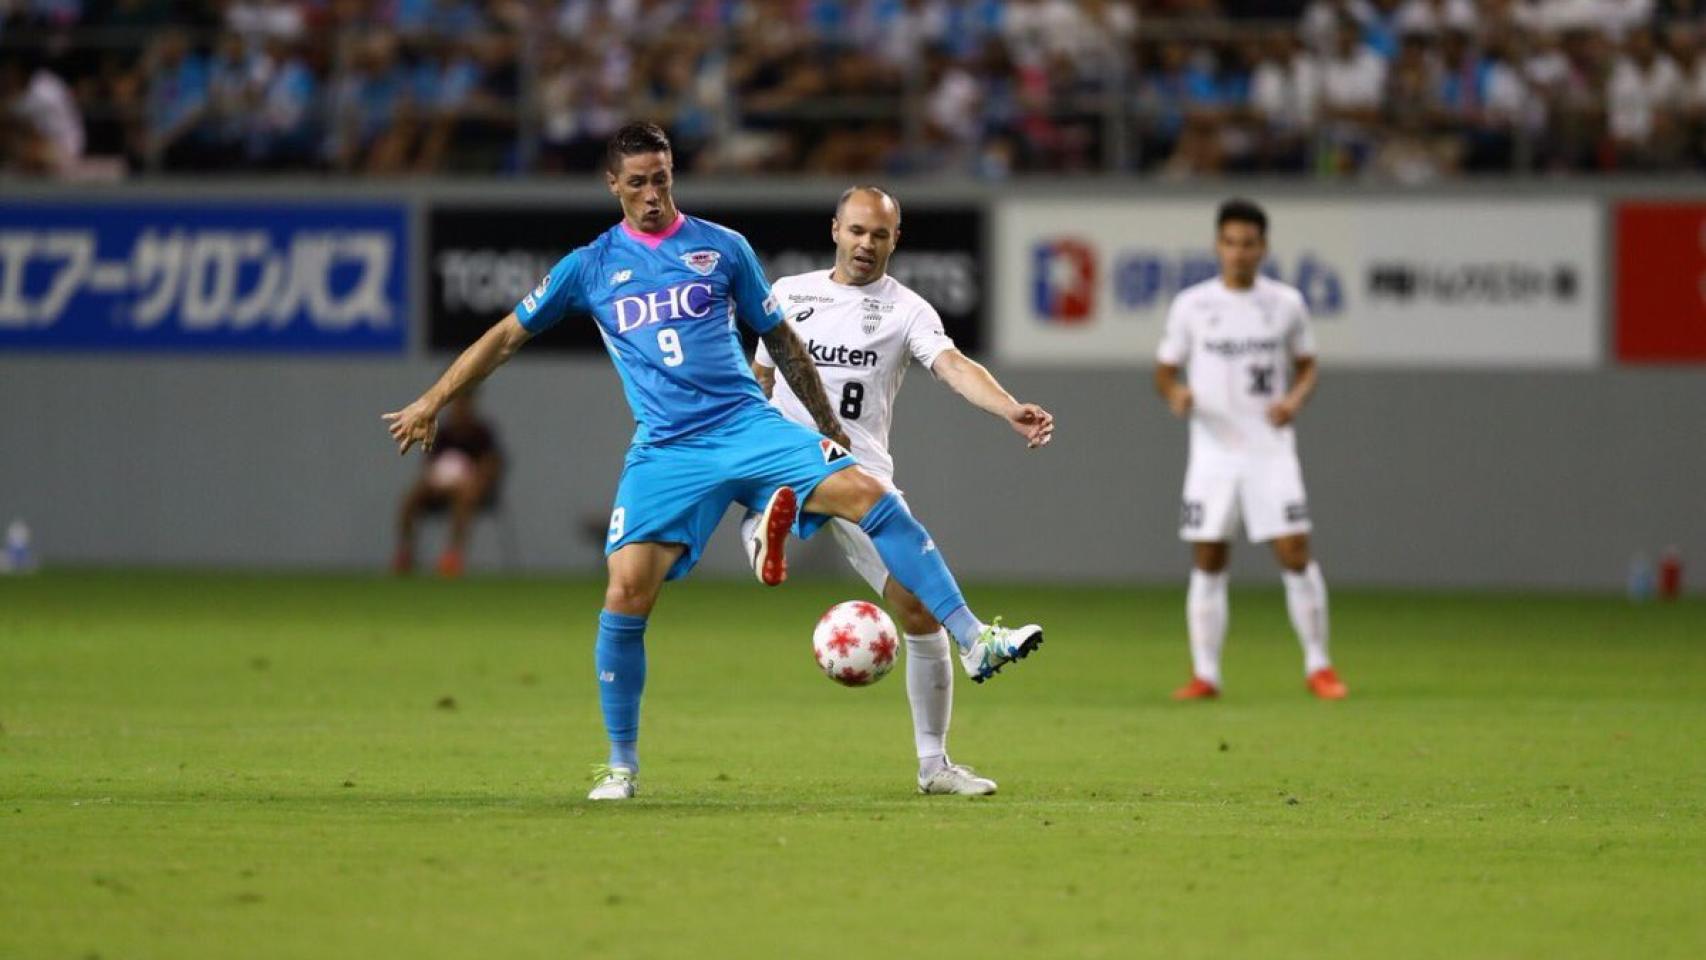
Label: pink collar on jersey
xmin=620 ymin=211 xmax=686 ymax=249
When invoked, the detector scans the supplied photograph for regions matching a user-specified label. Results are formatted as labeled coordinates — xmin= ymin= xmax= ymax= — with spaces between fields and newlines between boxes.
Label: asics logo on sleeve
xmin=614 ymin=281 xmax=718 ymax=333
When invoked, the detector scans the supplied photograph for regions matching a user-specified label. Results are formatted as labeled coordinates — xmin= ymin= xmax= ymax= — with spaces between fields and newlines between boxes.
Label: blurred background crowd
xmin=5 ymin=0 xmax=1706 ymax=180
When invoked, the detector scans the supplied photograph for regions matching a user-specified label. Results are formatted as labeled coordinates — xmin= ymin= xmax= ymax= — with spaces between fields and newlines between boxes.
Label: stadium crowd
xmin=4 ymin=0 xmax=1706 ymax=179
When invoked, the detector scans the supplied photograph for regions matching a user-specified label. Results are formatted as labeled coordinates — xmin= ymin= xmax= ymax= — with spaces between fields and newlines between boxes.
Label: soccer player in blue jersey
xmin=382 ymin=123 xmax=1044 ymax=801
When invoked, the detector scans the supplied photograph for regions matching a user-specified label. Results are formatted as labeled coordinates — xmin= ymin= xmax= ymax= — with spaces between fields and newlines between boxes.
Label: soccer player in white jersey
xmin=1154 ymin=199 xmax=1347 ymax=701
xmin=742 ymin=186 xmax=1057 ymax=794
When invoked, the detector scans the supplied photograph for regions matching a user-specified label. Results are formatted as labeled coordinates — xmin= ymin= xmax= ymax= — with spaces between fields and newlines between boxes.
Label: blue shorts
xmin=605 ymin=405 xmax=857 ymax=580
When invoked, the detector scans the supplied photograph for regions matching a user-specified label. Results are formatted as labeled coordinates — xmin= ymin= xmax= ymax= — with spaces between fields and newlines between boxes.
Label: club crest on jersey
xmin=861 ymin=311 xmax=881 ymax=335
xmin=819 ymin=438 xmax=850 ymax=464
xmin=610 ymin=269 xmax=633 ymax=286
xmin=681 ymin=250 xmax=721 ymax=276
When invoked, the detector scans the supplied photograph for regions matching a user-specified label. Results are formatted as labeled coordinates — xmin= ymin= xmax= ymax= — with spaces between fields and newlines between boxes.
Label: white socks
xmin=1187 ymin=569 xmax=1229 ymax=688
xmin=1283 ymin=561 xmax=1332 ymax=675
xmin=906 ymin=630 xmax=953 ymax=774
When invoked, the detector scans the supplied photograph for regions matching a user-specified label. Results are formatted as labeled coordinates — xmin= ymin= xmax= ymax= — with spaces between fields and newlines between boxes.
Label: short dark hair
xmin=836 ymin=185 xmax=902 ymax=225
xmin=1217 ymin=198 xmax=1268 ymax=236
xmin=606 ymin=122 xmax=672 ymax=173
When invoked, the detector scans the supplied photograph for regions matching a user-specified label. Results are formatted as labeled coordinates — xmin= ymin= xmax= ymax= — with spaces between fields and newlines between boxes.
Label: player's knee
xmin=1274 ymin=536 xmax=1310 ymax=572
xmin=603 ymin=579 xmax=659 ymax=617
xmin=842 ymin=469 xmax=887 ymax=518
xmin=1193 ymin=542 xmax=1230 ymax=573
xmin=807 ymin=467 xmax=886 ymax=521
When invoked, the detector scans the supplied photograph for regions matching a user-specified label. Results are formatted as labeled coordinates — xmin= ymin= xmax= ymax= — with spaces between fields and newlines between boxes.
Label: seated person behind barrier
xmin=393 ymin=393 xmax=504 ymax=577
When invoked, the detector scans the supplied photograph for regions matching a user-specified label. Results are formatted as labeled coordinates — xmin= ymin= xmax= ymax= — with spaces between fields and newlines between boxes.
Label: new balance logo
xmin=921 ymin=539 xmax=936 ymax=554
xmin=599 ymin=670 xmax=616 ymax=683
xmin=611 ymin=269 xmax=633 ymax=286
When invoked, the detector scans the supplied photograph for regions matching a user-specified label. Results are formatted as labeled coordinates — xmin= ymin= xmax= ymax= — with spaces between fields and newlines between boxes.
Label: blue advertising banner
xmin=0 ymin=202 xmax=408 ymax=353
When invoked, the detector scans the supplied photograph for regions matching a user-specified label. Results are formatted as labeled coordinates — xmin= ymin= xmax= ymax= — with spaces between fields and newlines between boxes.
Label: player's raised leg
xmin=589 ymin=541 xmax=682 ymax=800
xmin=803 ymin=468 xmax=1042 ymax=683
xmin=1274 ymin=534 xmax=1345 ymax=699
xmin=740 ymin=487 xmax=798 ymax=587
xmin=1176 ymin=541 xmax=1230 ymax=699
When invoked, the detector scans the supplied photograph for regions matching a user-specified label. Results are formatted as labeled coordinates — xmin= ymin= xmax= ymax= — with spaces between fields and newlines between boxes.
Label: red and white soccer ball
xmin=811 ymin=601 xmax=899 ymax=687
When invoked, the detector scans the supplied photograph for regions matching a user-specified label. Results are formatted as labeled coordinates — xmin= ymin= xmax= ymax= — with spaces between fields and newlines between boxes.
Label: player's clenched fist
xmin=1166 ymin=384 xmax=1194 ymax=418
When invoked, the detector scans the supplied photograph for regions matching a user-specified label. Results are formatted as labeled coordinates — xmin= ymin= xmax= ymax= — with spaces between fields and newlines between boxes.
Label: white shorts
xmin=1179 ymin=451 xmax=1311 ymax=544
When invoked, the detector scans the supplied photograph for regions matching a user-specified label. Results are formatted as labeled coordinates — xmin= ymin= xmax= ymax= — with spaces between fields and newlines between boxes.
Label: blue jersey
xmin=515 ymin=214 xmax=785 ymax=444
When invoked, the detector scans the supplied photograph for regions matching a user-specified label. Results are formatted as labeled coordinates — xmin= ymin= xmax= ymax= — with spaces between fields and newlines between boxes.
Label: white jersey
xmin=755 ymin=270 xmax=956 ymax=483
xmin=1157 ymin=275 xmax=1316 ymax=459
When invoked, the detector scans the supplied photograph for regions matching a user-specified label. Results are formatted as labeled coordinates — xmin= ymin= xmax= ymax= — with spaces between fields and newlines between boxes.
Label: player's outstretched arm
xmin=382 ymin=314 xmax=533 ymax=455
xmin=932 ymin=349 xmax=1054 ymax=449
xmin=761 ymin=323 xmax=850 ymax=449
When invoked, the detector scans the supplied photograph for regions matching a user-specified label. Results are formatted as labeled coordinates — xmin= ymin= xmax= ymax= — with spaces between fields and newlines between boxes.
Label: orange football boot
xmin=1172 ymin=677 xmax=1220 ymax=700
xmin=1306 ymin=667 xmax=1348 ymax=699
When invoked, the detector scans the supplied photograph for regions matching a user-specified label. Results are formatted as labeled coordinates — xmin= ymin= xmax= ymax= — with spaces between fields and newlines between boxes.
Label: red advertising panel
xmin=1617 ymin=202 xmax=1706 ymax=363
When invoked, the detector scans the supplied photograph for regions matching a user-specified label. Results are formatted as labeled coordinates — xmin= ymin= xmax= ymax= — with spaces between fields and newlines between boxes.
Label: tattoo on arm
xmin=761 ymin=324 xmax=844 ymax=441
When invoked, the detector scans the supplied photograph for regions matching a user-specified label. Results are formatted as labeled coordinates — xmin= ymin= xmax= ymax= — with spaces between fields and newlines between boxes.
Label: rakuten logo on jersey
xmin=614 ymin=281 xmax=718 ymax=333
xmin=808 ymin=340 xmax=879 ymax=367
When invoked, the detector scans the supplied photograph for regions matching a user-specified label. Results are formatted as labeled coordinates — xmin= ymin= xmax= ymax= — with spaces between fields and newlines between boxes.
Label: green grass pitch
xmin=3 ymin=571 xmax=1704 ymax=959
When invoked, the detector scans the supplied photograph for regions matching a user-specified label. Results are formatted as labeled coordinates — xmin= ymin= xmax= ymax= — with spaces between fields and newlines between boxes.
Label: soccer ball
xmin=811 ymin=601 xmax=899 ymax=687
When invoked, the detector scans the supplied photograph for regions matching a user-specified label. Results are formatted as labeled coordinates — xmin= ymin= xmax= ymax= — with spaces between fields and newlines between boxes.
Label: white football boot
xmin=743 ymin=486 xmax=798 ymax=586
xmin=587 ymin=765 xmax=636 ymax=801
xmin=959 ymin=618 xmax=1044 ymax=684
xmin=918 ymin=762 xmax=998 ymax=796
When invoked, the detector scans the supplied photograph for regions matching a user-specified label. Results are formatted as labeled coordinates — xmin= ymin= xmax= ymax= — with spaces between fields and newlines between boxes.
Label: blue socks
xmin=941 ymin=606 xmax=983 ymax=653
xmin=858 ymin=493 xmax=981 ymax=652
xmin=596 ymin=610 xmax=647 ymax=771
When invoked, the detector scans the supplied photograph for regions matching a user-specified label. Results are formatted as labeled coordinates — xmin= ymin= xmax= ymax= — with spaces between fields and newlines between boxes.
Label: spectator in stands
xmin=1137 ymin=39 xmax=1224 ymax=169
xmin=1 ymin=40 xmax=85 ymax=176
xmin=1607 ymin=23 xmax=1685 ymax=165
xmin=249 ymin=34 xmax=319 ymax=169
xmin=393 ymin=392 xmax=504 ymax=579
xmin=140 ymin=28 xmax=213 ymax=169
xmin=1319 ymin=15 xmax=1388 ymax=170
xmin=1249 ymin=27 xmax=1320 ymax=170
xmin=329 ymin=30 xmax=418 ymax=173
xmin=202 ymin=32 xmax=256 ymax=167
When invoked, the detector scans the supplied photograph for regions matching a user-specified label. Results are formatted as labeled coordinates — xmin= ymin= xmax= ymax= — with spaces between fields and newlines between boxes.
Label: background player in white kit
xmin=1154 ymin=199 xmax=1347 ymax=701
xmin=742 ymin=186 xmax=1056 ymax=794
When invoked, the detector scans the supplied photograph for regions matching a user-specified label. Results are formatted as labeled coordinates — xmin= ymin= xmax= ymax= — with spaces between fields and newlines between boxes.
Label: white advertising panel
xmin=994 ymin=199 xmax=1601 ymax=368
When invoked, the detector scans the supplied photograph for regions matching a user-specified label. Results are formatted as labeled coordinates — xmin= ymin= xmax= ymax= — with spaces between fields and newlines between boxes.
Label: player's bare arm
xmin=1267 ymin=355 xmax=1317 ymax=427
xmin=1155 ymin=363 xmax=1193 ymax=418
xmin=751 ymin=358 xmax=777 ymax=399
xmin=383 ymin=314 xmax=533 ymax=455
xmin=932 ymin=349 xmax=1054 ymax=449
xmin=761 ymin=323 xmax=850 ymax=449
